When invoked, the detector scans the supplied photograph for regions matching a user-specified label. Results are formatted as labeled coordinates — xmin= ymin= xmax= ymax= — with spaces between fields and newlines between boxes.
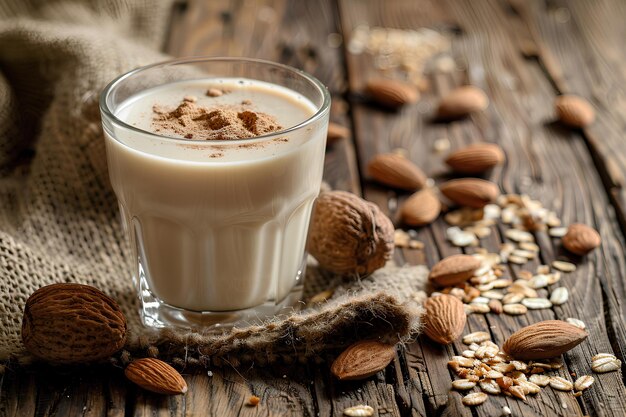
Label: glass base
xmin=136 ymin=258 xmax=307 ymax=330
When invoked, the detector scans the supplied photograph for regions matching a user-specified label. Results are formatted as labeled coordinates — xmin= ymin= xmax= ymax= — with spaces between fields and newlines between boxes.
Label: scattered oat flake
xmin=463 ymin=332 xmax=491 ymax=344
xmin=592 ymin=356 xmax=621 ymax=373
xmin=550 ymin=287 xmax=569 ymax=305
xmin=452 ymin=379 xmax=476 ymax=390
xmin=566 ymin=318 xmax=586 ymax=329
xmin=503 ymin=303 xmax=527 ymax=315
xmin=409 ymin=240 xmax=424 ymax=249
xmin=343 ymin=405 xmax=374 ymax=417
xmin=552 ymin=260 xmax=576 ymax=272
xmin=433 ymin=137 xmax=450 ymax=153
xmin=548 ymin=227 xmax=568 ymax=237
xmin=528 ymin=374 xmax=550 ymax=387
xmin=502 ymin=405 xmax=512 ymax=415
xmin=574 ymin=375 xmax=594 ymax=391
xmin=549 ymin=376 xmax=573 ymax=391
xmin=394 ymin=229 xmax=410 ymax=247
xmin=308 ymin=289 xmax=334 ymax=306
xmin=462 ymin=392 xmax=488 ymax=406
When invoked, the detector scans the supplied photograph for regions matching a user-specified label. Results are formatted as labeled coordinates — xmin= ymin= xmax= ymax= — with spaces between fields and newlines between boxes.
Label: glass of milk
xmin=100 ymin=58 xmax=330 ymax=329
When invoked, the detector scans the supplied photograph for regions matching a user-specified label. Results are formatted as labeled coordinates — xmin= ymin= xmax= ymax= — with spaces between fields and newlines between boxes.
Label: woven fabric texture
xmin=0 ymin=0 xmax=426 ymax=365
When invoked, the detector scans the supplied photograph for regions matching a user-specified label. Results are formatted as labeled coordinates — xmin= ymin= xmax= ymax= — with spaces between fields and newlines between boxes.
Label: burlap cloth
xmin=0 ymin=0 xmax=426 ymax=366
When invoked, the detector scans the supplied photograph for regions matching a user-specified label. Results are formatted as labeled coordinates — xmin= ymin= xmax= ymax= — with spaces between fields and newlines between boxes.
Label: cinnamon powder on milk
xmin=152 ymin=99 xmax=282 ymax=140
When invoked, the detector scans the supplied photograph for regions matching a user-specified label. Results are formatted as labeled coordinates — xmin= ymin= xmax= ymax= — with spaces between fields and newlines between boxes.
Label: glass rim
xmin=99 ymin=56 xmax=331 ymax=145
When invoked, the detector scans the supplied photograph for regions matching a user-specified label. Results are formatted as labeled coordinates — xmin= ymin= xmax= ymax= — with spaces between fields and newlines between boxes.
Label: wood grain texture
xmin=2 ymin=1 xmax=626 ymax=416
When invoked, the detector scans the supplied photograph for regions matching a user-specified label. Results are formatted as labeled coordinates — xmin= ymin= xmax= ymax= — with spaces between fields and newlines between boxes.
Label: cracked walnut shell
xmin=308 ymin=191 xmax=394 ymax=276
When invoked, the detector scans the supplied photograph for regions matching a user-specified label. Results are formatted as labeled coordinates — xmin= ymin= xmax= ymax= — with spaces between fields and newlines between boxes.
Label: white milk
xmin=105 ymin=79 xmax=326 ymax=312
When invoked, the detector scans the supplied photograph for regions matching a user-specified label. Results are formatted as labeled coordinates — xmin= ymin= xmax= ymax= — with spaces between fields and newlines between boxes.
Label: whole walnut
xmin=308 ymin=191 xmax=394 ymax=276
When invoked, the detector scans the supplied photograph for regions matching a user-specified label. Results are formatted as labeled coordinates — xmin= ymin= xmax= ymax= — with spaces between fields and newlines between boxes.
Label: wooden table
xmin=2 ymin=0 xmax=626 ymax=415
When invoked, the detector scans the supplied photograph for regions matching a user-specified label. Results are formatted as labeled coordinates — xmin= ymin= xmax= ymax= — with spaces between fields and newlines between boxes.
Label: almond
xmin=445 ymin=143 xmax=505 ymax=174
xmin=331 ymin=340 xmax=397 ymax=380
xmin=423 ymin=295 xmax=466 ymax=344
xmin=21 ymin=283 xmax=127 ymax=364
xmin=436 ymin=86 xmax=489 ymax=120
xmin=125 ymin=358 xmax=187 ymax=395
xmin=367 ymin=153 xmax=427 ymax=191
xmin=400 ymin=188 xmax=441 ymax=226
xmin=555 ymin=95 xmax=595 ymax=128
xmin=502 ymin=320 xmax=588 ymax=360
xmin=327 ymin=122 xmax=350 ymax=145
xmin=365 ymin=78 xmax=419 ymax=108
xmin=429 ymin=254 xmax=481 ymax=287
xmin=439 ymin=178 xmax=499 ymax=208
xmin=562 ymin=223 xmax=601 ymax=255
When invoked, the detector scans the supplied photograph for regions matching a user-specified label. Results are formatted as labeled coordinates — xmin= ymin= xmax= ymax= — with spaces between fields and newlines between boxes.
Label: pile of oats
xmin=450 ymin=332 xmax=594 ymax=407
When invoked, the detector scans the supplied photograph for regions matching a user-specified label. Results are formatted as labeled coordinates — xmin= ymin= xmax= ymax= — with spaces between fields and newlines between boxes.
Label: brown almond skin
xmin=331 ymin=340 xmax=397 ymax=380
xmin=22 ymin=283 xmax=127 ymax=364
xmin=439 ymin=178 xmax=499 ymax=208
xmin=436 ymin=86 xmax=489 ymax=120
xmin=503 ymin=320 xmax=588 ymax=360
xmin=423 ymin=295 xmax=466 ymax=344
xmin=555 ymin=95 xmax=595 ymax=128
xmin=326 ymin=122 xmax=350 ymax=145
xmin=366 ymin=78 xmax=419 ymax=108
xmin=368 ymin=153 xmax=427 ymax=191
xmin=400 ymin=188 xmax=441 ymax=226
xmin=429 ymin=254 xmax=481 ymax=287
xmin=445 ymin=143 xmax=505 ymax=174
xmin=562 ymin=223 xmax=601 ymax=255
xmin=125 ymin=358 xmax=188 ymax=395
xmin=307 ymin=191 xmax=394 ymax=276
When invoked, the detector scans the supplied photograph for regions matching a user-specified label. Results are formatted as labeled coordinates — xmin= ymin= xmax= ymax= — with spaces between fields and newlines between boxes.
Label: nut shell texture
xmin=445 ymin=143 xmax=505 ymax=174
xmin=400 ymin=188 xmax=441 ymax=226
xmin=125 ymin=358 xmax=188 ymax=395
xmin=423 ymin=295 xmax=466 ymax=344
xmin=437 ymin=86 xmax=489 ymax=120
xmin=331 ymin=340 xmax=396 ymax=380
xmin=21 ymin=283 xmax=127 ymax=364
xmin=503 ymin=320 xmax=588 ymax=360
xmin=308 ymin=191 xmax=394 ymax=276
xmin=366 ymin=78 xmax=419 ymax=108
xmin=439 ymin=178 xmax=499 ymax=208
xmin=429 ymin=254 xmax=481 ymax=287
xmin=367 ymin=153 xmax=427 ymax=191
xmin=555 ymin=95 xmax=595 ymax=127
xmin=562 ymin=223 xmax=601 ymax=255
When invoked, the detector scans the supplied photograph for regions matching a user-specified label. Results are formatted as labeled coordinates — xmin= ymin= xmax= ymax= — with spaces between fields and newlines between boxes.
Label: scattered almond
xmin=125 ymin=358 xmax=187 ymax=395
xmin=400 ymin=188 xmax=441 ymax=226
xmin=445 ymin=143 xmax=505 ymax=174
xmin=423 ymin=295 xmax=466 ymax=344
xmin=437 ymin=86 xmax=489 ymax=120
xmin=562 ymin=223 xmax=601 ymax=255
xmin=429 ymin=254 xmax=482 ymax=286
xmin=331 ymin=340 xmax=396 ymax=380
xmin=503 ymin=320 xmax=588 ymax=360
xmin=367 ymin=153 xmax=427 ymax=190
xmin=439 ymin=178 xmax=499 ymax=208
xmin=366 ymin=78 xmax=419 ymax=108
xmin=555 ymin=95 xmax=595 ymax=128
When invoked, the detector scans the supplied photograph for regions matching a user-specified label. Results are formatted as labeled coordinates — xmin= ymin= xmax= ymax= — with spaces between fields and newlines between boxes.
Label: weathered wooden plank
xmin=0 ymin=369 xmax=36 ymax=417
xmin=339 ymin=0 xmax=626 ymax=416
